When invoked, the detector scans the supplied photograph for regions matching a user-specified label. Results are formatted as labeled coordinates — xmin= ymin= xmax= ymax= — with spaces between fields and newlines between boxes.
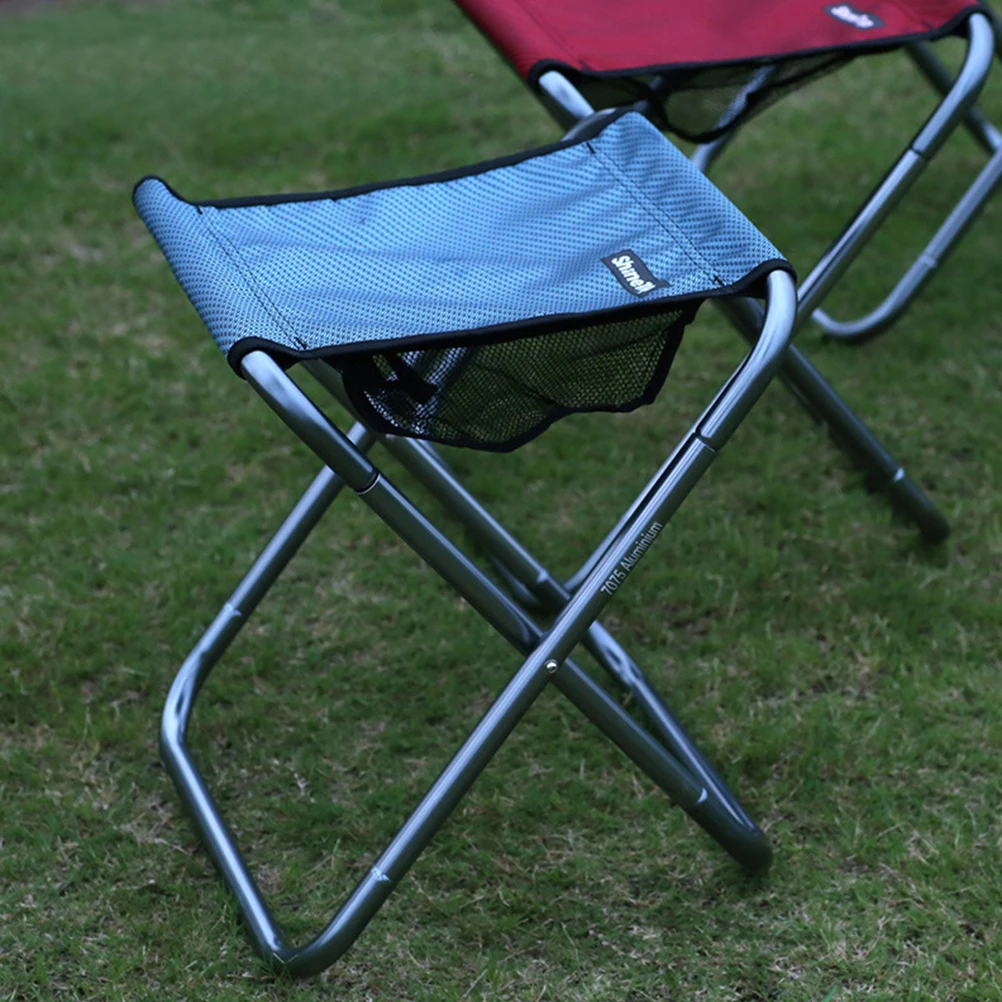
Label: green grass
xmin=2 ymin=1 xmax=1001 ymax=998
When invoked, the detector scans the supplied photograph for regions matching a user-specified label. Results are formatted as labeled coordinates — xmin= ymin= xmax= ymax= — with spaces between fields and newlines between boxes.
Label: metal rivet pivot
xmin=544 ymin=659 xmax=559 ymax=675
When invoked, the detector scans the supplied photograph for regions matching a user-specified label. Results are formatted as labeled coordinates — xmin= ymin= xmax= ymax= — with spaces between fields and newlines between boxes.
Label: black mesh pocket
xmin=336 ymin=305 xmax=694 ymax=451
xmin=658 ymin=54 xmax=851 ymax=141
xmin=567 ymin=53 xmax=850 ymax=143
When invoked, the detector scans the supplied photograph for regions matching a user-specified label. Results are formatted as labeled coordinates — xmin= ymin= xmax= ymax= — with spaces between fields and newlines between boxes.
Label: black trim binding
xmin=131 ymin=108 xmax=635 ymax=212
xmin=223 ymin=258 xmax=794 ymax=376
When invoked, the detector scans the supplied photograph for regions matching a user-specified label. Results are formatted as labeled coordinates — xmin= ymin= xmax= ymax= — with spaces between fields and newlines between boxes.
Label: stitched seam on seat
xmin=199 ymin=211 xmax=306 ymax=348
xmin=587 ymin=142 xmax=727 ymax=287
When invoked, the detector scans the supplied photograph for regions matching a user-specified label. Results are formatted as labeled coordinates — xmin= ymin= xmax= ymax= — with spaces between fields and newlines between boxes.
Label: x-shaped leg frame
xmin=160 ymin=272 xmax=795 ymax=976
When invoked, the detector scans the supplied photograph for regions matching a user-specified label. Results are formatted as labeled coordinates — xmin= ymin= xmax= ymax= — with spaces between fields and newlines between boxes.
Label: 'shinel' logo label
xmin=602 ymin=250 xmax=668 ymax=297
xmin=825 ymin=4 xmax=884 ymax=29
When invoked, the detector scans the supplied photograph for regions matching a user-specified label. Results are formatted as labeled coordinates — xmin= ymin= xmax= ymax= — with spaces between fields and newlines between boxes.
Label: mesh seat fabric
xmin=456 ymin=0 xmax=984 ymax=141
xmin=135 ymin=111 xmax=790 ymax=451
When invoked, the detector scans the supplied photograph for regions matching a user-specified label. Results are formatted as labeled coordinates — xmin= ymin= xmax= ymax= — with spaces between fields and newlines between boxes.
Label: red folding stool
xmin=456 ymin=0 xmax=1002 ymax=540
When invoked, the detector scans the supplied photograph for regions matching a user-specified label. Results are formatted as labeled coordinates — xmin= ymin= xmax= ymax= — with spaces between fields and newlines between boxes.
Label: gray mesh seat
xmin=142 ymin=108 xmax=800 ymax=977
xmin=136 ymin=111 xmax=788 ymax=451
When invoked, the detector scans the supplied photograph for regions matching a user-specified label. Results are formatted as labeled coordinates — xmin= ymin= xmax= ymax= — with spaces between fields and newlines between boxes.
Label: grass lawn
xmin=2 ymin=1 xmax=1001 ymax=998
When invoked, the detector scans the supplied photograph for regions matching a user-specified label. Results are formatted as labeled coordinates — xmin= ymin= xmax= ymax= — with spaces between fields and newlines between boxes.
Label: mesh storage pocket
xmin=562 ymin=54 xmax=851 ymax=142
xmin=658 ymin=55 xmax=852 ymax=141
xmin=335 ymin=305 xmax=693 ymax=451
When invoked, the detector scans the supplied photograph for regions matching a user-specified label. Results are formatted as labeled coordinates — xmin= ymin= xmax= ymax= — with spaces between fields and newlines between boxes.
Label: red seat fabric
xmin=456 ymin=0 xmax=984 ymax=140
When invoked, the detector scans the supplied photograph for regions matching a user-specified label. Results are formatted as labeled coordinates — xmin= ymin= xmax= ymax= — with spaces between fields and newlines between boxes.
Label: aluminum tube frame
xmin=160 ymin=270 xmax=794 ymax=976
xmin=798 ymin=13 xmax=994 ymax=322
xmin=813 ymin=143 xmax=1002 ymax=341
xmin=537 ymin=68 xmax=595 ymax=129
xmin=305 ymin=362 xmax=759 ymax=832
xmin=812 ymin=14 xmax=1000 ymax=340
xmin=691 ymin=15 xmax=996 ymax=333
xmin=537 ymin=52 xmax=954 ymax=542
xmin=907 ymin=39 xmax=1002 ymax=155
xmin=161 ymin=426 xmax=374 ymax=738
xmin=661 ymin=14 xmax=999 ymax=343
xmin=717 ymin=293 xmax=951 ymax=542
xmin=690 ymin=129 xmax=736 ymax=176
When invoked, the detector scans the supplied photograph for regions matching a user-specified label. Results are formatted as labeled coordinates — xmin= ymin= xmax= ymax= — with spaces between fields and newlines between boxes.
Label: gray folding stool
xmin=140 ymin=111 xmax=799 ymax=976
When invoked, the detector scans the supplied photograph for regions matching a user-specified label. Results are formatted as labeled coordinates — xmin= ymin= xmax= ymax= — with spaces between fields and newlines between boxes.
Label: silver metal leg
xmin=720 ymin=295 xmax=951 ymax=543
xmin=812 ymin=144 xmax=1002 ymax=341
xmin=161 ymin=428 xmax=374 ymax=739
xmin=305 ymin=361 xmax=760 ymax=833
xmin=812 ymin=17 xmax=1001 ymax=341
xmin=689 ymin=24 xmax=1002 ymax=346
xmin=691 ymin=128 xmax=738 ymax=174
xmin=908 ymin=39 xmax=1002 ymax=154
xmin=160 ymin=272 xmax=796 ymax=976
